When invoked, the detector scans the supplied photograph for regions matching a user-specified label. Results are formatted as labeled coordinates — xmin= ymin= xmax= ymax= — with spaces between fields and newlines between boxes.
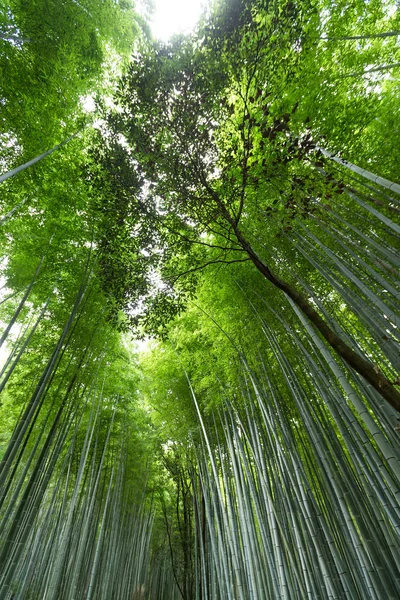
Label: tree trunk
xmin=234 ymin=229 xmax=400 ymax=413
xmin=0 ymin=133 xmax=79 ymax=185
xmin=319 ymin=147 xmax=400 ymax=196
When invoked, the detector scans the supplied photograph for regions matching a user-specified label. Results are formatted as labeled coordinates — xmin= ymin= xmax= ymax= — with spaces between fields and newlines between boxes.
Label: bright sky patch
xmin=151 ymin=0 xmax=206 ymax=41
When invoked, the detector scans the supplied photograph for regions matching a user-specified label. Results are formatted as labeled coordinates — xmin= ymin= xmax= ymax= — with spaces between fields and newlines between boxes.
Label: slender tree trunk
xmin=340 ymin=63 xmax=400 ymax=78
xmin=85 ymin=467 xmax=115 ymax=600
xmin=0 ymin=198 xmax=28 ymax=224
xmin=0 ymin=297 xmax=50 ymax=394
xmin=319 ymin=148 xmax=400 ymax=195
xmin=0 ymin=256 xmax=44 ymax=348
xmin=0 ymin=133 xmax=79 ymax=185
xmin=319 ymin=31 xmax=400 ymax=41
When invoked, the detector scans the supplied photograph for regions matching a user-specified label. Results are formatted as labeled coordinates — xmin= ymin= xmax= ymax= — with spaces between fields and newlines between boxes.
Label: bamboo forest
xmin=1 ymin=0 xmax=400 ymax=598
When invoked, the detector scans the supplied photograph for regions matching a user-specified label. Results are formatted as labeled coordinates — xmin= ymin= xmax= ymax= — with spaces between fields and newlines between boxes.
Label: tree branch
xmin=167 ymin=258 xmax=251 ymax=284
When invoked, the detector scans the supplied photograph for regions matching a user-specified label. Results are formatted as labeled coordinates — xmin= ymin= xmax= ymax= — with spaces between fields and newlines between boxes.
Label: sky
xmin=150 ymin=0 xmax=206 ymax=41
xmin=82 ymin=1 xmax=207 ymax=115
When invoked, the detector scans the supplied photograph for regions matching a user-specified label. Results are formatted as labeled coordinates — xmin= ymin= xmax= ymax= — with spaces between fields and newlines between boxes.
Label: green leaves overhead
xmin=94 ymin=0 xmax=400 ymax=409
xmin=0 ymin=0 xmax=400 ymax=598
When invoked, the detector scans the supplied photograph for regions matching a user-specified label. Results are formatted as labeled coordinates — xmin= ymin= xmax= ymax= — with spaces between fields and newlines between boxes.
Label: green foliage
xmin=91 ymin=0 xmax=400 ymax=411
xmin=1 ymin=0 xmax=400 ymax=598
xmin=95 ymin=0 xmax=399 ymax=328
xmin=0 ymin=0 xmax=139 ymax=169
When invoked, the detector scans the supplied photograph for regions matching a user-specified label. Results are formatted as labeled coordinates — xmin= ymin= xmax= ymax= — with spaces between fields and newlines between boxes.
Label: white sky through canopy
xmin=150 ymin=0 xmax=206 ymax=41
